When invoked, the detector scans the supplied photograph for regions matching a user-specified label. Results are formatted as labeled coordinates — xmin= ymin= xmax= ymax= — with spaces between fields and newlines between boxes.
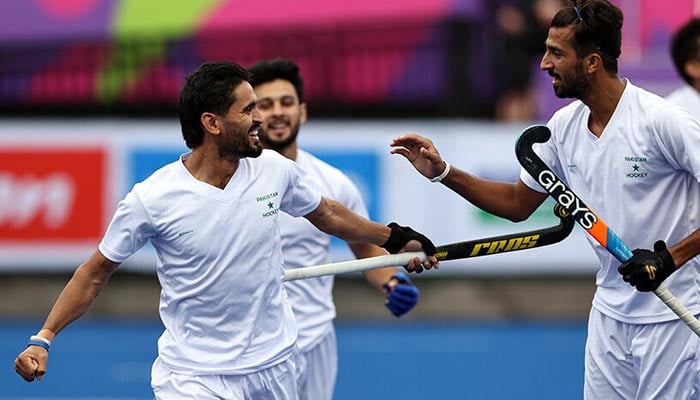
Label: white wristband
xmin=429 ymin=161 xmax=451 ymax=182
xmin=30 ymin=334 xmax=52 ymax=346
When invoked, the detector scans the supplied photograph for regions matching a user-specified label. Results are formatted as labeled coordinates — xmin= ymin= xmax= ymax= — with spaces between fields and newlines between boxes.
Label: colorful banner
xmin=0 ymin=1 xmax=692 ymax=116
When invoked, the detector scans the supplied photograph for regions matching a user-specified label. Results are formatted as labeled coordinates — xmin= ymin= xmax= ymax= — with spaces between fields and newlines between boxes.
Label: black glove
xmin=381 ymin=222 xmax=436 ymax=255
xmin=617 ymin=240 xmax=676 ymax=292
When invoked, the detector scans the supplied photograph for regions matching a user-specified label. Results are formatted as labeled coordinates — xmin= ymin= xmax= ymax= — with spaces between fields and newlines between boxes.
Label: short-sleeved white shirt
xmin=666 ymin=85 xmax=700 ymax=121
xmin=280 ymin=150 xmax=369 ymax=351
xmin=99 ymin=149 xmax=322 ymax=375
xmin=520 ymin=80 xmax=700 ymax=323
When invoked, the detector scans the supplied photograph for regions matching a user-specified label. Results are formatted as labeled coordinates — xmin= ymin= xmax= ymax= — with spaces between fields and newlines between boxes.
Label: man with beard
xmin=14 ymin=61 xmax=439 ymax=400
xmin=390 ymin=1 xmax=700 ymax=399
xmin=248 ymin=58 xmax=420 ymax=400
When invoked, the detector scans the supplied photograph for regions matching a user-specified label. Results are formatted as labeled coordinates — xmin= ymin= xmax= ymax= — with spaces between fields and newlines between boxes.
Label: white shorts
xmin=151 ymin=354 xmax=299 ymax=400
xmin=297 ymin=326 xmax=337 ymax=400
xmin=585 ymin=307 xmax=700 ymax=400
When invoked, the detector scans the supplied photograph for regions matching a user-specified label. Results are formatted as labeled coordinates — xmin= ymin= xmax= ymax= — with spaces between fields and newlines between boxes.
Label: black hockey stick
xmin=283 ymin=203 xmax=574 ymax=281
xmin=516 ymin=124 xmax=700 ymax=336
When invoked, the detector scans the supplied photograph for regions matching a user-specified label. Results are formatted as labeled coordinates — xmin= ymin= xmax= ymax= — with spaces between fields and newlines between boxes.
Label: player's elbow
xmin=503 ymin=187 xmax=544 ymax=222
xmin=507 ymin=214 xmax=528 ymax=223
xmin=304 ymin=197 xmax=339 ymax=234
xmin=504 ymin=207 xmax=536 ymax=223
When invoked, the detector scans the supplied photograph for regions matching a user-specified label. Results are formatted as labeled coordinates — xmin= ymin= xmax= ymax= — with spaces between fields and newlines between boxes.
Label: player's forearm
xmin=363 ymin=267 xmax=399 ymax=292
xmin=441 ymin=169 xmax=543 ymax=222
xmin=38 ymin=251 xmax=118 ymax=340
xmin=349 ymin=241 xmax=398 ymax=292
xmin=307 ymin=197 xmax=390 ymax=246
xmin=669 ymin=227 xmax=700 ymax=268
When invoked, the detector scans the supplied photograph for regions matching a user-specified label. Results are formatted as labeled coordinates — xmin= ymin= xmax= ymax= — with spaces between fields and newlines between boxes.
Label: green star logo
xmin=267 ymin=201 xmax=274 ymax=209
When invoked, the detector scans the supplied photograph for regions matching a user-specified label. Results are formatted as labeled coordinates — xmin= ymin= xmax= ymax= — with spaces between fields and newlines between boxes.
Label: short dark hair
xmin=177 ymin=61 xmax=250 ymax=149
xmin=248 ymin=58 xmax=305 ymax=102
xmin=671 ymin=18 xmax=700 ymax=85
xmin=550 ymin=0 xmax=623 ymax=74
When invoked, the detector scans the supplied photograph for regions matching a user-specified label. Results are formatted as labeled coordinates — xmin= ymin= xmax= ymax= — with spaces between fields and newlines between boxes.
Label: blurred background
xmin=0 ymin=0 xmax=695 ymax=399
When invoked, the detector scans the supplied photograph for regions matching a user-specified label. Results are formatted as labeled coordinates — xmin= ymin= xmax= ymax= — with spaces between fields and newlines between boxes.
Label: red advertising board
xmin=0 ymin=148 xmax=106 ymax=241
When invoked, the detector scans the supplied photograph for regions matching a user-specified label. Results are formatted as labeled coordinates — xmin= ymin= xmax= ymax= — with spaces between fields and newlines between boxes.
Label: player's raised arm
xmin=390 ymin=133 xmax=547 ymax=222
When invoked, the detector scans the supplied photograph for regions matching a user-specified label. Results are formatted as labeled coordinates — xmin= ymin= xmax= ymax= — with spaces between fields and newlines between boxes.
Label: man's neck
xmin=692 ymin=80 xmax=700 ymax=95
xmin=583 ymin=76 xmax=626 ymax=137
xmin=268 ymin=141 xmax=298 ymax=161
xmin=183 ymin=147 xmax=239 ymax=189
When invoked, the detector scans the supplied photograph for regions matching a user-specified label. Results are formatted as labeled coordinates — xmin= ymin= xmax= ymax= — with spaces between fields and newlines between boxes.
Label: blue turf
xmin=1 ymin=319 xmax=586 ymax=399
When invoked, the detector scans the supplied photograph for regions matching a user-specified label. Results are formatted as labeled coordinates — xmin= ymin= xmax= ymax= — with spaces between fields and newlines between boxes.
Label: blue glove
xmin=383 ymin=272 xmax=419 ymax=317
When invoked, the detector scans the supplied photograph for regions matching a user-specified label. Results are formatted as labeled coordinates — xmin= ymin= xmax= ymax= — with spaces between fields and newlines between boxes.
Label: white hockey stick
xmin=283 ymin=204 xmax=574 ymax=282
xmin=283 ymin=252 xmax=425 ymax=282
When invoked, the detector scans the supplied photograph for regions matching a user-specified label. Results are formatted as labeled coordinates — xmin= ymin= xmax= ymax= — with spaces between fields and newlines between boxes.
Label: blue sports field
xmin=1 ymin=320 xmax=586 ymax=399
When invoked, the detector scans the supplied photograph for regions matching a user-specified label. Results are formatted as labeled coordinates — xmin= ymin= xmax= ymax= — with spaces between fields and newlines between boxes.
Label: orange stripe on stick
xmin=587 ymin=216 xmax=608 ymax=248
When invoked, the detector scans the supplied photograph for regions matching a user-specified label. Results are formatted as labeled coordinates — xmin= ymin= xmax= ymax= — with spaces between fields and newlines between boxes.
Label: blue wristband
xmin=27 ymin=335 xmax=51 ymax=351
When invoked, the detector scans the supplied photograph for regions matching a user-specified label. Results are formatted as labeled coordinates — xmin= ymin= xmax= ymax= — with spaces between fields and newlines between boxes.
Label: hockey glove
xmin=381 ymin=222 xmax=436 ymax=255
xmin=618 ymin=240 xmax=676 ymax=292
xmin=384 ymin=272 xmax=419 ymax=317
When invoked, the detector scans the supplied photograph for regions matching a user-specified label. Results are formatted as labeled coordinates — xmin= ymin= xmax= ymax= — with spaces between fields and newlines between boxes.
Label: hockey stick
xmin=516 ymin=124 xmax=700 ymax=336
xmin=283 ymin=203 xmax=574 ymax=281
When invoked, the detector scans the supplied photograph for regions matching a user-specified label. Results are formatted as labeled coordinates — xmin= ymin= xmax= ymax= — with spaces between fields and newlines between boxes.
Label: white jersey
xmin=99 ymin=149 xmax=322 ymax=375
xmin=666 ymin=85 xmax=700 ymax=121
xmin=520 ymin=80 xmax=700 ymax=323
xmin=280 ymin=150 xmax=369 ymax=352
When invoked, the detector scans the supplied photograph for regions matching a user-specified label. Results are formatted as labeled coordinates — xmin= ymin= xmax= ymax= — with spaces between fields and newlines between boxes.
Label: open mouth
xmin=265 ymin=121 xmax=289 ymax=136
xmin=268 ymin=121 xmax=287 ymax=130
xmin=548 ymin=71 xmax=560 ymax=86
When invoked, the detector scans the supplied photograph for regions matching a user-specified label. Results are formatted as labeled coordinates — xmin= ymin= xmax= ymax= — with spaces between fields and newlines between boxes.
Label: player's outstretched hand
xmin=383 ymin=272 xmax=419 ymax=317
xmin=618 ymin=240 xmax=677 ymax=291
xmin=390 ymin=133 xmax=446 ymax=180
xmin=381 ymin=222 xmax=438 ymax=273
xmin=15 ymin=345 xmax=48 ymax=382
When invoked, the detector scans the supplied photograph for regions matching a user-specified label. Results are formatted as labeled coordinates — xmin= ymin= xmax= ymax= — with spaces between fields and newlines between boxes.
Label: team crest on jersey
xmin=624 ymin=156 xmax=648 ymax=179
xmin=257 ymin=191 xmax=280 ymax=218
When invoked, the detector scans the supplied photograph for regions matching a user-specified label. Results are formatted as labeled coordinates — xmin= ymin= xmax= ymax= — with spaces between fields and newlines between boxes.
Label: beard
xmin=553 ymin=62 xmax=591 ymax=100
xmin=259 ymin=119 xmax=300 ymax=152
xmin=218 ymin=119 xmax=262 ymax=159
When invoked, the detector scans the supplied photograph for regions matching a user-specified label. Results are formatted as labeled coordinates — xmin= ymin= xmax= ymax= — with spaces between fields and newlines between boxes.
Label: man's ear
xmin=584 ymin=53 xmax=602 ymax=74
xmin=300 ymin=102 xmax=308 ymax=124
xmin=200 ymin=112 xmax=221 ymax=136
